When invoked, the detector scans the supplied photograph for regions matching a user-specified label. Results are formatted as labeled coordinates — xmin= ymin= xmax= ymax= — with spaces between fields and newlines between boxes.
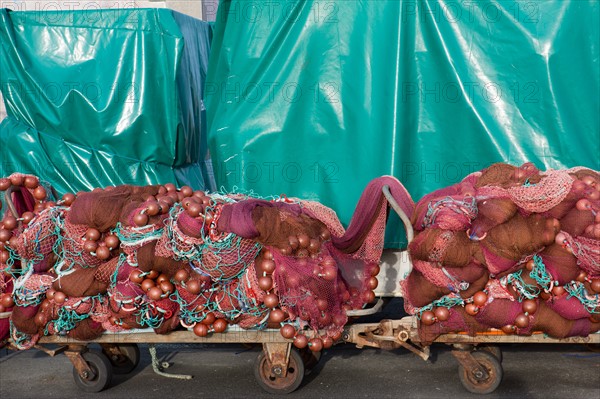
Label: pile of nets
xmin=0 ymin=173 xmax=414 ymax=351
xmin=402 ymin=163 xmax=600 ymax=344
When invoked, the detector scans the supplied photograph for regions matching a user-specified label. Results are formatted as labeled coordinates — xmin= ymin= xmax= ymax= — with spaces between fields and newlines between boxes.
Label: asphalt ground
xmin=1 ymin=300 xmax=599 ymax=398
xmin=1 ymin=339 xmax=599 ymax=399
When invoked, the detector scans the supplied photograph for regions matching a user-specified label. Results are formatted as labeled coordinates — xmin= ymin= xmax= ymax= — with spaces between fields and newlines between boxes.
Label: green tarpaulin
xmin=0 ymin=8 xmax=213 ymax=192
xmin=205 ymin=0 xmax=600 ymax=247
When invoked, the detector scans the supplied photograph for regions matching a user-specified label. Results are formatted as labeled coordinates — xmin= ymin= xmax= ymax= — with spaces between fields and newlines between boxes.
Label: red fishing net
xmin=3 ymin=176 xmax=413 ymax=349
xmin=272 ymin=248 xmax=347 ymax=335
xmin=193 ymin=236 xmax=260 ymax=281
xmin=402 ymin=163 xmax=600 ymax=343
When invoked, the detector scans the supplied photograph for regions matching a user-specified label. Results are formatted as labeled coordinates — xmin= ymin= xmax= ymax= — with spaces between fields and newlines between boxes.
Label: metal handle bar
xmin=382 ymin=185 xmax=414 ymax=244
xmin=345 ymin=298 xmax=384 ymax=317
xmin=3 ymin=186 xmax=20 ymax=218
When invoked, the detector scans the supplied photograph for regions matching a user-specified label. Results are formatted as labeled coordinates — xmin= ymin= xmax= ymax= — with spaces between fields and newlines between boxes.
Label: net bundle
xmin=1 ymin=176 xmax=413 ymax=349
xmin=13 ymin=207 xmax=63 ymax=273
xmin=0 ymin=274 xmax=13 ymax=346
xmin=402 ymin=163 xmax=600 ymax=344
xmin=61 ymin=218 xmax=104 ymax=270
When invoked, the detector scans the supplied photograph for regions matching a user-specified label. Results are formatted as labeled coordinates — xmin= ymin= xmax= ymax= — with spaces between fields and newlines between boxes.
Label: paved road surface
xmin=1 ymin=340 xmax=599 ymax=399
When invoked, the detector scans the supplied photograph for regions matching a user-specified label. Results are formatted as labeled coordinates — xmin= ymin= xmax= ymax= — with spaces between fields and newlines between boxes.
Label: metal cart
xmin=3 ymin=185 xmax=599 ymax=395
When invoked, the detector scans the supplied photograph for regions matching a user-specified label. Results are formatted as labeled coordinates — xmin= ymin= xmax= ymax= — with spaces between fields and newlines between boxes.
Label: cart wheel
xmin=458 ymin=351 xmax=503 ymax=394
xmin=584 ymin=344 xmax=600 ymax=353
xmin=300 ymin=348 xmax=322 ymax=374
xmin=105 ymin=344 xmax=140 ymax=374
xmin=72 ymin=350 xmax=113 ymax=393
xmin=478 ymin=344 xmax=502 ymax=363
xmin=254 ymin=348 xmax=304 ymax=394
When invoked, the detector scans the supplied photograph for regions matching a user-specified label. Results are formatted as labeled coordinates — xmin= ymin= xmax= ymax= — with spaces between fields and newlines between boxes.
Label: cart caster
xmin=72 ymin=350 xmax=113 ymax=393
xmin=584 ymin=344 xmax=600 ymax=353
xmin=299 ymin=348 xmax=321 ymax=374
xmin=254 ymin=348 xmax=304 ymax=394
xmin=103 ymin=343 xmax=140 ymax=374
xmin=458 ymin=351 xmax=503 ymax=394
xmin=477 ymin=344 xmax=502 ymax=363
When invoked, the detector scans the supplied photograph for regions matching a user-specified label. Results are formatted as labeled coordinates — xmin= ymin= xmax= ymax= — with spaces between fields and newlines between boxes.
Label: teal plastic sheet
xmin=0 ymin=8 xmax=213 ymax=193
xmin=205 ymin=0 xmax=600 ymax=247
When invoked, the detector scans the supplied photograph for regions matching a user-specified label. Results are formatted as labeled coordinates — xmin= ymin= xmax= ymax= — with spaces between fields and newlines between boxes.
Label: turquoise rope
xmin=113 ymin=222 xmax=163 ymax=244
xmin=136 ymin=304 xmax=164 ymax=329
xmin=50 ymin=306 xmax=91 ymax=334
xmin=564 ymin=281 xmax=600 ymax=314
xmin=416 ymin=293 xmax=465 ymax=319
xmin=506 ymin=269 xmax=540 ymax=301
xmin=529 ymin=255 xmax=553 ymax=291
xmin=10 ymin=320 xmax=35 ymax=349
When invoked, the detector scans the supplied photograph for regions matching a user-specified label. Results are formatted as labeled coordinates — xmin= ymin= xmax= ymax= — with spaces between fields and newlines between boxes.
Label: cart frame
xmin=3 ymin=184 xmax=600 ymax=394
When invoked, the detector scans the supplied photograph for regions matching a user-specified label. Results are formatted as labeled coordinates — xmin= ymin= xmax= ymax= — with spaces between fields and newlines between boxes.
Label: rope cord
xmin=422 ymin=196 xmax=477 ymax=229
xmin=564 ymin=281 xmax=600 ymax=314
xmin=416 ymin=293 xmax=465 ymax=319
xmin=529 ymin=254 xmax=553 ymax=291
xmin=148 ymin=344 xmax=193 ymax=380
xmin=503 ymin=269 xmax=541 ymax=301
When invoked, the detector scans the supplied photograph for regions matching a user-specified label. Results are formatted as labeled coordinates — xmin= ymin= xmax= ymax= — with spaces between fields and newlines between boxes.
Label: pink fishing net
xmin=404 ymin=163 xmax=600 ymax=342
xmin=3 ymin=175 xmax=414 ymax=347
xmin=272 ymin=248 xmax=347 ymax=335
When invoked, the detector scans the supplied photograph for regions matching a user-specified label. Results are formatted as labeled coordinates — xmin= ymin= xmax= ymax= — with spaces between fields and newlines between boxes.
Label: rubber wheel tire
xmin=458 ymin=351 xmax=503 ymax=394
xmin=300 ymin=348 xmax=322 ymax=375
xmin=478 ymin=344 xmax=502 ymax=363
xmin=254 ymin=348 xmax=305 ymax=394
xmin=72 ymin=350 xmax=113 ymax=393
xmin=104 ymin=344 xmax=141 ymax=374
xmin=584 ymin=344 xmax=600 ymax=353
